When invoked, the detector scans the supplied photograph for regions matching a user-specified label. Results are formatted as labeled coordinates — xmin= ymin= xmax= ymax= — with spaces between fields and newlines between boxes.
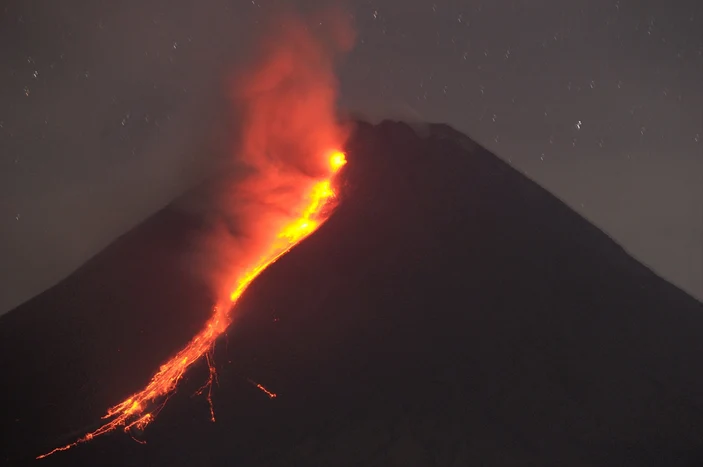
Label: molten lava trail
xmin=246 ymin=378 xmax=278 ymax=399
xmin=37 ymin=151 xmax=347 ymax=460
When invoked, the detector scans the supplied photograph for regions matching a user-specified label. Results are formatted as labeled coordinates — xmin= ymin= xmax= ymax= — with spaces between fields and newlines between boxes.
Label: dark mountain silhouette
xmin=1 ymin=120 xmax=702 ymax=466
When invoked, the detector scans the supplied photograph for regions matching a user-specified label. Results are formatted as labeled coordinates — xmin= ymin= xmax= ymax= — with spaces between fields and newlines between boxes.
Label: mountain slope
xmin=1 ymin=120 xmax=702 ymax=466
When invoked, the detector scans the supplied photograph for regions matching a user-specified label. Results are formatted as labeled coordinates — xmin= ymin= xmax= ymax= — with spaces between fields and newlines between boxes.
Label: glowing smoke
xmin=193 ymin=9 xmax=355 ymax=314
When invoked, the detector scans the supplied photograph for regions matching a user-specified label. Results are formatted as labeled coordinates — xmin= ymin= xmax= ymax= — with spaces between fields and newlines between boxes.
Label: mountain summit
xmin=2 ymin=120 xmax=702 ymax=466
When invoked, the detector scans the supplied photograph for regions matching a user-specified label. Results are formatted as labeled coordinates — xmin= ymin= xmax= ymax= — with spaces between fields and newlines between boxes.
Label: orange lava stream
xmin=37 ymin=150 xmax=346 ymax=460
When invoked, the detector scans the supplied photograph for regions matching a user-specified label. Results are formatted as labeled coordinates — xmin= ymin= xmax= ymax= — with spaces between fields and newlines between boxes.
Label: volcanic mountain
xmin=1 ymin=120 xmax=702 ymax=467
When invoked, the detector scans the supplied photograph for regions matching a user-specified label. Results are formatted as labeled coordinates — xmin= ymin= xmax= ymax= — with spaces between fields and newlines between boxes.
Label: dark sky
xmin=1 ymin=0 xmax=701 ymax=315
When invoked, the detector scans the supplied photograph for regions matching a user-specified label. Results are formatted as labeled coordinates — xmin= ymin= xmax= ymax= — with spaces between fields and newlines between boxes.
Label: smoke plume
xmin=196 ymin=8 xmax=355 ymax=311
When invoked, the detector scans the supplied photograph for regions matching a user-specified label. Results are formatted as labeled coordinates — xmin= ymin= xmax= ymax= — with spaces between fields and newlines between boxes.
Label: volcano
xmin=1 ymin=120 xmax=702 ymax=467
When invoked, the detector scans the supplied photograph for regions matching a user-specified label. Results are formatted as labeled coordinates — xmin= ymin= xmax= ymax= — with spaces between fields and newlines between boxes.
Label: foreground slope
xmin=1 ymin=120 xmax=702 ymax=466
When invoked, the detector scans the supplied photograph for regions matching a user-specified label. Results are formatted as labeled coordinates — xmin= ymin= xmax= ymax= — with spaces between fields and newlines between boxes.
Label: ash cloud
xmin=189 ymin=8 xmax=355 ymax=310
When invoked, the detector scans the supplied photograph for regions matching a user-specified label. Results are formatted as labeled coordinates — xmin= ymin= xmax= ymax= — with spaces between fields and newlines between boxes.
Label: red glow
xmin=37 ymin=9 xmax=354 ymax=460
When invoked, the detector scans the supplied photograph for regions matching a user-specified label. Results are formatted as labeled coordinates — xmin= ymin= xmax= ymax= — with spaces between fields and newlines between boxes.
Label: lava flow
xmin=37 ymin=150 xmax=347 ymax=460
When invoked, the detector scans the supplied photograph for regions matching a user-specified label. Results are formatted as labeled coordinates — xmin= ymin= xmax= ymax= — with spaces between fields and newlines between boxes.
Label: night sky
xmin=1 ymin=0 xmax=701 ymax=315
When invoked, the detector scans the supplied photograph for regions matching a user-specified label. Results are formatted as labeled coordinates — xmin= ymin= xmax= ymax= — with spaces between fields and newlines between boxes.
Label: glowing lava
xmin=329 ymin=150 xmax=347 ymax=171
xmin=246 ymin=378 xmax=278 ymax=399
xmin=37 ymin=151 xmax=346 ymax=460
